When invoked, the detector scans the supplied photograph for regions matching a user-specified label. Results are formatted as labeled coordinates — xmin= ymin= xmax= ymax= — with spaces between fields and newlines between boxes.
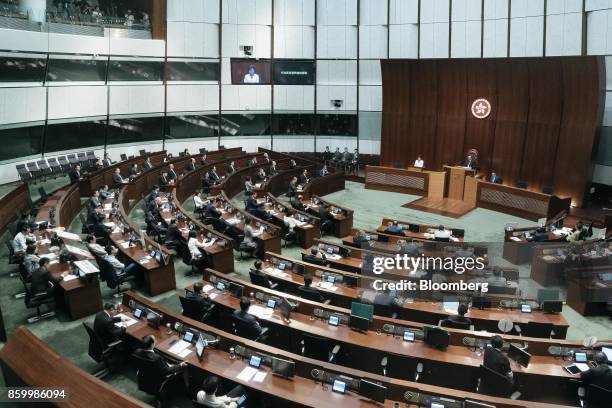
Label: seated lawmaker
xmin=245 ymin=194 xmax=259 ymax=212
xmin=250 ymin=260 xmax=274 ymax=288
xmin=232 ymin=297 xmax=265 ymax=336
xmin=581 ymin=351 xmax=612 ymax=391
xmin=23 ymin=244 xmax=40 ymax=278
xmin=413 ymin=155 xmax=424 ymax=168
xmin=433 ymin=225 xmax=452 ymax=240
xmin=158 ymin=171 xmax=170 ymax=186
xmin=134 ymin=335 xmax=187 ymax=375
xmin=13 ymin=225 xmax=34 ymax=255
xmin=196 ymin=375 xmax=246 ymax=408
xmin=69 ymin=164 xmax=83 ymax=184
xmin=303 ymin=246 xmax=329 ymax=266
xmin=287 ymin=177 xmax=298 ymax=196
xmin=255 ymin=168 xmax=267 ymax=183
xmin=244 ymin=176 xmax=255 ymax=194
xmin=200 ymin=154 xmax=209 ymax=166
xmin=268 ymin=161 xmax=278 ymax=176
xmin=290 ymin=195 xmax=306 ymax=212
xmin=112 ymin=168 xmax=126 ymax=187
xmin=384 ymin=221 xmax=403 ymax=235
xmin=187 ymin=281 xmax=213 ymax=318
xmin=142 ymin=157 xmax=153 ymax=170
xmin=165 ymin=219 xmax=181 ymax=245
xmin=187 ymin=230 xmax=208 ymax=270
xmin=441 ymin=302 xmax=472 ymax=330
xmin=298 ymin=274 xmax=326 ymax=303
xmin=85 ymin=235 xmax=107 ymax=258
xmin=225 ymin=161 xmax=237 ymax=174
xmin=484 ymin=335 xmax=513 ymax=381
xmin=94 ymin=302 xmax=127 ymax=347
xmin=289 ymin=159 xmax=297 ymax=169
xmin=353 ymin=230 xmax=371 ymax=248
xmin=88 ymin=190 xmax=102 ymax=210
xmin=209 ymin=166 xmax=221 ymax=183
xmin=461 ymin=154 xmax=478 ymax=170
xmin=490 ymin=171 xmax=502 ymax=184
xmin=319 ymin=165 xmax=330 ymax=177
xmin=31 ymin=257 xmax=66 ymax=301
xmin=103 ymin=245 xmax=137 ymax=278
xmin=298 ymin=169 xmax=309 ymax=184
xmin=487 ymin=267 xmax=507 ymax=287
xmin=128 ymin=163 xmax=140 ymax=177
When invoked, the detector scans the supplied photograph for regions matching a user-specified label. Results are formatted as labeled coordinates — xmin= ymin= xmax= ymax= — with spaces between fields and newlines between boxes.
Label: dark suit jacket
xmin=303 ymin=254 xmax=329 ymax=266
xmin=168 ymin=169 xmax=178 ymax=180
xmin=581 ymin=364 xmax=612 ymax=390
xmin=185 ymin=162 xmax=196 ymax=172
xmin=30 ymin=266 xmax=58 ymax=294
xmin=93 ymin=311 xmax=125 ymax=347
xmin=226 ymin=165 xmax=236 ymax=174
xmin=290 ymin=198 xmax=305 ymax=212
xmin=209 ymin=172 xmax=220 ymax=182
xmin=165 ymin=224 xmax=181 ymax=242
xmin=158 ymin=175 xmax=169 ymax=186
xmin=462 ymin=158 xmax=478 ymax=169
xmin=112 ymin=173 xmax=124 ymax=187
xmin=268 ymin=165 xmax=278 ymax=175
xmin=143 ymin=161 xmax=153 ymax=170
xmin=133 ymin=348 xmax=181 ymax=376
xmin=186 ymin=292 xmax=213 ymax=316
xmin=298 ymin=175 xmax=308 ymax=184
xmin=200 ymin=159 xmax=209 ymax=166
xmin=205 ymin=205 xmax=221 ymax=219
xmin=245 ymin=197 xmax=259 ymax=212
xmin=298 ymin=285 xmax=325 ymax=302
xmin=69 ymin=170 xmax=81 ymax=184
xmin=484 ymin=347 xmax=511 ymax=377
xmin=442 ymin=315 xmax=473 ymax=329
xmin=129 ymin=167 xmax=139 ymax=176
xmin=232 ymin=310 xmax=263 ymax=335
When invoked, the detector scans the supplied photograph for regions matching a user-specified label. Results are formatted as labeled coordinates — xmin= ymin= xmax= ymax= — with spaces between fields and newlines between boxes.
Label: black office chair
xmin=542 ymin=186 xmax=554 ymax=195
xmin=281 ymin=224 xmax=297 ymax=247
xmin=231 ymin=315 xmax=268 ymax=342
xmin=301 ymin=333 xmax=341 ymax=363
xmin=132 ymin=353 xmax=182 ymax=406
xmin=320 ymin=219 xmax=333 ymax=236
xmin=79 ymin=212 xmax=94 ymax=234
xmin=38 ymin=186 xmax=49 ymax=203
xmin=582 ymin=384 xmax=612 ymax=408
xmin=249 ymin=270 xmax=278 ymax=289
xmin=179 ymin=296 xmax=216 ymax=323
xmin=515 ymin=180 xmax=528 ymax=189
xmin=139 ymin=149 xmax=147 ymax=156
xmin=440 ymin=318 xmax=473 ymax=331
xmin=120 ymin=153 xmax=128 ymax=161
xmin=99 ymin=258 xmax=135 ymax=298
xmin=82 ymin=322 xmax=124 ymax=378
xmin=19 ymin=273 xmax=55 ymax=324
xmin=476 ymin=364 xmax=517 ymax=398
xmin=380 ymin=353 xmax=422 ymax=381
xmin=5 ymin=239 xmax=21 ymax=265
xmin=297 ymin=285 xmax=328 ymax=304
xmin=522 ymin=321 xmax=554 ymax=338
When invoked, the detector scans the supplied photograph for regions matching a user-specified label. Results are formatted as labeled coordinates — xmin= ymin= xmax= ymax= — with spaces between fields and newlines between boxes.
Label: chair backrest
xmin=48 ymin=157 xmax=59 ymax=165
xmin=120 ymin=154 xmax=128 ymax=161
xmin=38 ymin=186 xmax=48 ymax=201
xmin=98 ymin=258 xmax=117 ymax=288
xmin=232 ymin=314 xmax=261 ymax=340
xmin=542 ymin=186 xmax=554 ymax=195
xmin=302 ymin=333 xmax=330 ymax=361
xmin=139 ymin=149 xmax=146 ymax=156
xmin=440 ymin=318 xmax=471 ymax=330
xmin=179 ymin=296 xmax=205 ymax=321
xmin=77 ymin=152 xmax=86 ymax=158
xmin=249 ymin=271 xmax=271 ymax=288
xmin=16 ymin=163 xmax=26 ymax=170
xmin=26 ymin=162 xmax=38 ymax=171
xmin=478 ymin=364 xmax=513 ymax=397
xmin=58 ymin=156 xmax=68 ymax=164
xmin=86 ymin=151 xmax=95 ymax=158
xmin=585 ymin=384 xmax=612 ymax=408
xmin=524 ymin=321 xmax=554 ymax=338
xmin=516 ymin=180 xmax=528 ymax=189
xmin=298 ymin=286 xmax=324 ymax=302
xmin=82 ymin=321 xmax=105 ymax=362
xmin=132 ymin=353 xmax=166 ymax=395
xmin=386 ymin=352 xmax=418 ymax=379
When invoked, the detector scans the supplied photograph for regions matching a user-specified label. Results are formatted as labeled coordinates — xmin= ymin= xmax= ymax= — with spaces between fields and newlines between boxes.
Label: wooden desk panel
xmin=0 ymin=183 xmax=31 ymax=236
xmin=365 ymin=165 xmax=428 ymax=195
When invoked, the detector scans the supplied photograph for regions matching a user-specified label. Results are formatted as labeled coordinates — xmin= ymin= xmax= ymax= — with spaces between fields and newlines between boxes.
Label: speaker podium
xmin=444 ymin=166 xmax=476 ymax=200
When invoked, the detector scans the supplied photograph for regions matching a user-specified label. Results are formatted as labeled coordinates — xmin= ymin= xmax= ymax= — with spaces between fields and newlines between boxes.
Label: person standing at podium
xmin=461 ymin=154 xmax=478 ymax=170
xmin=413 ymin=155 xmax=424 ymax=168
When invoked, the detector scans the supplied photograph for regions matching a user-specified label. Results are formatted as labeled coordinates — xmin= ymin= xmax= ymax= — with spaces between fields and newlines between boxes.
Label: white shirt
xmin=13 ymin=232 xmax=29 ymax=253
xmin=194 ymin=195 xmax=206 ymax=209
xmin=414 ymin=159 xmax=424 ymax=168
xmin=243 ymin=73 xmax=260 ymax=84
xmin=196 ymin=391 xmax=237 ymax=408
xmin=284 ymin=216 xmax=298 ymax=230
xmin=188 ymin=237 xmax=203 ymax=259
xmin=433 ymin=229 xmax=451 ymax=239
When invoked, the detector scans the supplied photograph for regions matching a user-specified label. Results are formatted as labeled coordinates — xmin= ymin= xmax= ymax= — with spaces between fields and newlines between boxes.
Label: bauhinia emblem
xmin=471 ymin=98 xmax=491 ymax=119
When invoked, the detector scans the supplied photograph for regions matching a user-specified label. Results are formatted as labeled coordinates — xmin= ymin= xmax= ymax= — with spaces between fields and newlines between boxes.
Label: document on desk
xmin=38 ymin=238 xmax=51 ymax=245
xmin=575 ymin=363 xmax=590 ymax=372
xmin=236 ymin=366 xmax=258 ymax=382
xmin=253 ymin=371 xmax=267 ymax=382
xmin=510 ymin=236 xmax=522 ymax=242
xmin=226 ymin=218 xmax=240 ymax=225
xmin=63 ymin=274 xmax=78 ymax=282
xmin=66 ymin=245 xmax=92 ymax=258
xmin=203 ymin=238 xmax=216 ymax=247
xmin=74 ymin=260 xmax=99 ymax=274
xmin=119 ymin=241 xmax=131 ymax=249
xmin=320 ymin=281 xmax=334 ymax=289
xmin=104 ymin=203 xmax=112 ymax=210
xmin=168 ymin=340 xmax=191 ymax=355
xmin=248 ymin=305 xmax=273 ymax=318
xmin=103 ymin=222 xmax=116 ymax=229
xmin=203 ymin=284 xmax=214 ymax=293
xmin=113 ymin=313 xmax=138 ymax=328
xmin=326 ymin=254 xmax=341 ymax=260
xmin=55 ymin=230 xmax=81 ymax=241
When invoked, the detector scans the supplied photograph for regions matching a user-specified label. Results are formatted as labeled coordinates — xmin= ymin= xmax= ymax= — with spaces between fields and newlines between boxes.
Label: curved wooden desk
xmin=299 ymin=195 xmax=354 ymax=238
xmin=0 ymin=183 xmax=31 ymax=236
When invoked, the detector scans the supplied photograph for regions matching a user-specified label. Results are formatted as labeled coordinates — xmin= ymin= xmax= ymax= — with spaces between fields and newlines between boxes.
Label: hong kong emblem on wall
xmin=471 ymin=98 xmax=491 ymax=119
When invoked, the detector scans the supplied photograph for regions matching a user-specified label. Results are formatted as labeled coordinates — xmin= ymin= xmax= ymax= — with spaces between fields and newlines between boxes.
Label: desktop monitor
xmin=293 ymin=263 xmax=306 ymax=275
xmin=521 ymin=304 xmax=532 ymax=313
xmin=216 ymin=281 xmax=226 ymax=291
xmin=336 ymin=247 xmax=348 ymax=258
xmin=326 ymin=275 xmax=336 ymax=284
xmin=267 ymin=298 xmax=276 ymax=309
xmin=348 ymin=314 xmax=370 ymax=332
xmin=472 ymin=296 xmax=491 ymax=310
xmin=133 ymin=307 xmax=143 ymax=319
xmin=229 ymin=282 xmax=244 ymax=298
xmin=278 ymin=262 xmax=287 ymax=270
xmin=537 ymin=288 xmax=559 ymax=302
xmin=195 ymin=334 xmax=206 ymax=361
xmin=146 ymin=311 xmax=161 ymax=329
xmin=431 ymin=404 xmax=445 ymax=408
xmin=377 ymin=234 xmax=389 ymax=242
xmin=343 ymin=275 xmax=358 ymax=288
xmin=542 ymin=301 xmax=563 ymax=313
xmin=464 ymin=401 xmax=496 ymax=408
xmin=183 ymin=330 xmax=195 ymax=343
xmin=326 ymin=247 xmax=335 ymax=254
xmin=408 ymin=224 xmax=420 ymax=233
xmin=332 ymin=380 xmax=346 ymax=394
xmin=601 ymin=346 xmax=612 ymax=362
xmin=403 ymin=330 xmax=415 ymax=342
xmin=271 ymin=357 xmax=295 ymax=378
xmin=249 ymin=355 xmax=262 ymax=368
xmin=328 ymin=315 xmax=339 ymax=326
xmin=278 ymin=298 xmax=293 ymax=319
xmin=358 ymin=379 xmax=387 ymax=403
xmin=575 ymin=352 xmax=587 ymax=363
xmin=351 ymin=302 xmax=374 ymax=322
xmin=508 ymin=344 xmax=531 ymax=368
xmin=423 ymin=326 xmax=450 ymax=349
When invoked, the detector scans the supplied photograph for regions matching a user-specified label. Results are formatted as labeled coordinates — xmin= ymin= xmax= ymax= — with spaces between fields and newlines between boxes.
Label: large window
xmin=107 ymin=116 xmax=164 ymax=145
xmin=166 ymin=115 xmax=218 ymax=139
xmin=108 ymin=60 xmax=163 ymax=82
xmin=45 ymin=119 xmax=107 ymax=152
xmin=221 ymin=114 xmax=271 ymax=136
xmin=0 ymin=56 xmax=46 ymax=82
xmin=0 ymin=125 xmax=44 ymax=161
xmin=272 ymin=114 xmax=315 ymax=135
xmin=318 ymin=114 xmax=358 ymax=136
xmin=46 ymin=58 xmax=107 ymax=82
xmin=167 ymin=62 xmax=219 ymax=81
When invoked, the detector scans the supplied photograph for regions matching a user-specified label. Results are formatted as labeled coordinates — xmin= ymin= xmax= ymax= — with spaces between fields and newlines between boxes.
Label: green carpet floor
xmin=0 ymin=180 xmax=610 ymax=406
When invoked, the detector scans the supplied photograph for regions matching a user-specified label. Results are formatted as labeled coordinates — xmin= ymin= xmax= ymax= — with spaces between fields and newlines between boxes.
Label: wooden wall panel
xmin=380 ymin=57 xmax=602 ymax=207
xmin=490 ymin=60 xmax=529 ymax=186
xmin=519 ymin=59 xmax=564 ymax=194
xmin=552 ymin=57 xmax=605 ymax=206
xmin=434 ymin=60 xmax=468 ymax=169
xmin=407 ymin=60 xmax=438 ymax=166
xmin=464 ymin=60 xmax=498 ymax=174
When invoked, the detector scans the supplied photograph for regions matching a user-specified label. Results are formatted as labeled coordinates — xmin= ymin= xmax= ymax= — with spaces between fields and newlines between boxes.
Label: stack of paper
xmin=168 ymin=339 xmax=191 ymax=356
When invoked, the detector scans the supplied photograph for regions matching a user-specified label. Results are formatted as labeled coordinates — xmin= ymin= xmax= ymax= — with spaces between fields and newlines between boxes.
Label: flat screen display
xmin=108 ymin=60 xmax=163 ymax=81
xmin=230 ymin=59 xmax=271 ymax=84
xmin=273 ymin=60 xmax=315 ymax=85
xmin=166 ymin=61 xmax=218 ymax=81
xmin=46 ymin=58 xmax=107 ymax=82
xmin=0 ymin=57 xmax=46 ymax=82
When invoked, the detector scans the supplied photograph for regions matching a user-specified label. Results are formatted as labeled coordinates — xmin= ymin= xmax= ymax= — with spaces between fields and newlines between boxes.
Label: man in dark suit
xmin=250 ymin=260 xmax=274 ymax=288
xmin=128 ymin=164 xmax=140 ymax=177
xmin=461 ymin=154 xmax=478 ymax=170
xmin=303 ymin=246 xmax=329 ymax=267
xmin=200 ymin=154 xmax=209 ymax=166
xmin=441 ymin=302 xmax=473 ymax=330
xmin=158 ymin=171 xmax=169 ymax=186
xmin=232 ymin=297 xmax=264 ymax=336
xmin=490 ymin=172 xmax=502 ymax=184
xmin=581 ymin=351 xmax=612 ymax=390
xmin=262 ymin=152 xmax=271 ymax=164
xmin=205 ymin=202 xmax=222 ymax=219
xmin=298 ymin=274 xmax=326 ymax=302
xmin=268 ymin=161 xmax=278 ymax=176
xmin=165 ymin=219 xmax=181 ymax=245
xmin=287 ymin=177 xmax=298 ymax=197
xmin=69 ymin=165 xmax=82 ymax=184
xmin=133 ymin=335 xmax=187 ymax=375
xmin=185 ymin=158 xmax=196 ymax=173
xmin=209 ymin=166 xmax=220 ymax=183
xmin=225 ymin=161 xmax=237 ymax=174
xmin=88 ymin=190 xmax=102 ymax=211
xmin=112 ymin=168 xmax=125 ymax=187
xmin=167 ymin=164 xmax=178 ymax=181
xmin=298 ymin=169 xmax=309 ymax=184
xmin=142 ymin=157 xmax=153 ymax=170
xmin=245 ymin=195 xmax=259 ymax=212
xmin=145 ymin=186 xmax=160 ymax=204
xmin=319 ymin=165 xmax=329 ymax=177
xmin=30 ymin=257 xmax=63 ymax=301
xmin=247 ymin=157 xmax=258 ymax=167
xmin=93 ymin=303 xmax=126 ymax=347
xmin=186 ymin=282 xmax=213 ymax=318
xmin=483 ymin=335 xmax=513 ymax=380
xmin=290 ymin=195 xmax=306 ymax=212
xmin=102 ymin=153 xmax=112 ymax=167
